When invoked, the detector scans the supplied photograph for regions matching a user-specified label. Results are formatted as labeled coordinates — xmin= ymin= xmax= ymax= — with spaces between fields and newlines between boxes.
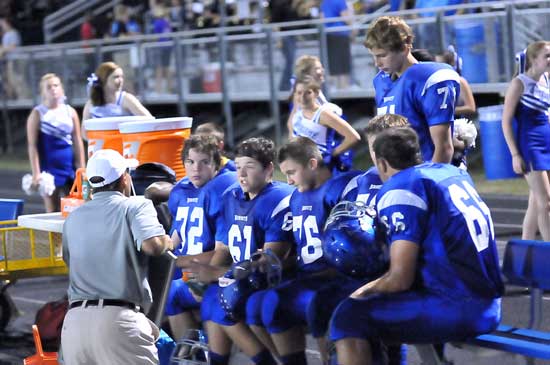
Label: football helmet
xmin=218 ymin=249 xmax=282 ymax=320
xmin=170 ymin=329 xmax=208 ymax=365
xmin=322 ymin=201 xmax=388 ymax=278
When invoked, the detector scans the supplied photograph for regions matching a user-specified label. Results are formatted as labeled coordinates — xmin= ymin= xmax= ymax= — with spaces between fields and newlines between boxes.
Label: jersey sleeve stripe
xmin=341 ymin=174 xmax=360 ymax=198
xmin=377 ymin=189 xmax=427 ymax=211
xmin=270 ymin=194 xmax=292 ymax=218
xmin=421 ymin=69 xmax=460 ymax=96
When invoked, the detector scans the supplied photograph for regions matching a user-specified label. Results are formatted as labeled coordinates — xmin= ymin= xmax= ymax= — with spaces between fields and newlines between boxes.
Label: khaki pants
xmin=61 ymin=303 xmax=159 ymax=365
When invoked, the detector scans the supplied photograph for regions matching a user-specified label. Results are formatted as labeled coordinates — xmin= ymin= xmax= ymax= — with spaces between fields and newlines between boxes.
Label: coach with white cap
xmin=61 ymin=149 xmax=173 ymax=364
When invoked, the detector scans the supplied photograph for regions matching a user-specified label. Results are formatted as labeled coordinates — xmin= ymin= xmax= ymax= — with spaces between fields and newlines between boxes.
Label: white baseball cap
xmin=86 ymin=149 xmax=139 ymax=188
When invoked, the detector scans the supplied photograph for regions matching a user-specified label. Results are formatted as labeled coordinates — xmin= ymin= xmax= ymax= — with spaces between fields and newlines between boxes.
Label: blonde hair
xmin=525 ymin=41 xmax=550 ymax=72
xmin=365 ymin=16 xmax=414 ymax=52
xmin=39 ymin=73 xmax=64 ymax=103
xmin=294 ymin=55 xmax=321 ymax=80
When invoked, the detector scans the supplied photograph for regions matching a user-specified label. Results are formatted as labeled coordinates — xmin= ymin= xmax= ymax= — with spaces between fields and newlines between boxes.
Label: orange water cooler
xmin=84 ymin=116 xmax=155 ymax=158
xmin=119 ymin=117 xmax=193 ymax=179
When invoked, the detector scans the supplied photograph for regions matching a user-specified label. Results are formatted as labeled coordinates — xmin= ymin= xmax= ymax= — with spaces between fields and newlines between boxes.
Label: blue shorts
xmin=200 ymin=283 xmax=237 ymax=326
xmin=164 ymin=279 xmax=201 ymax=316
xmin=262 ymin=274 xmax=360 ymax=338
xmin=330 ymin=291 xmax=501 ymax=343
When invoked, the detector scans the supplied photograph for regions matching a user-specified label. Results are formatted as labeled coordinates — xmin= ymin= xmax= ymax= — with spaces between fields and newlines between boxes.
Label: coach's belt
xmin=69 ymin=299 xmax=140 ymax=312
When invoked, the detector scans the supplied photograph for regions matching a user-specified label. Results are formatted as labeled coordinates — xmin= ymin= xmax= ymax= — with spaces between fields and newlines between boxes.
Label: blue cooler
xmin=478 ymin=105 xmax=519 ymax=180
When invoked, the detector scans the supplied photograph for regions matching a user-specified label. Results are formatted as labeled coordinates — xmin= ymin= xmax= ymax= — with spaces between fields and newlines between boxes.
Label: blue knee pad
xmin=165 ymin=278 xmax=201 ymax=316
xmin=262 ymin=276 xmax=325 ymax=335
xmin=307 ymin=278 xmax=360 ymax=337
xmin=246 ymin=290 xmax=268 ymax=326
xmin=200 ymin=283 xmax=237 ymax=326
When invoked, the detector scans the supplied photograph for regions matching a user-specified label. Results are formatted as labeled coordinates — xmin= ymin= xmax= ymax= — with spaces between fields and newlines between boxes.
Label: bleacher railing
xmin=2 ymin=0 xmax=549 ymax=149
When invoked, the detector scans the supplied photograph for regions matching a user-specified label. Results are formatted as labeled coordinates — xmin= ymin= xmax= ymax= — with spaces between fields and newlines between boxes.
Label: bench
xmin=417 ymin=239 xmax=550 ymax=364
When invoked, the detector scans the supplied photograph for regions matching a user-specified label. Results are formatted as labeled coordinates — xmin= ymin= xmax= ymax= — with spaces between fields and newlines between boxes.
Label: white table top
xmin=18 ymin=213 xmax=65 ymax=233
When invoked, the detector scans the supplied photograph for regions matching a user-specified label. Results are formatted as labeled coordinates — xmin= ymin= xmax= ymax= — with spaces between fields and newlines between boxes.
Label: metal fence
xmin=1 ymin=0 xmax=549 ymax=148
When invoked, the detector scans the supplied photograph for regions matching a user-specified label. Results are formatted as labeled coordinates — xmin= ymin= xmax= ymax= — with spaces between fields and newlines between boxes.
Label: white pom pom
xmin=39 ymin=172 xmax=56 ymax=197
xmin=453 ymin=118 xmax=478 ymax=149
xmin=21 ymin=173 xmax=36 ymax=196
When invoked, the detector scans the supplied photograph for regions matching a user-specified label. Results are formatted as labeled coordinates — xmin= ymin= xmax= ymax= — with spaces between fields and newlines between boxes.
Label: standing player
xmin=259 ymin=136 xmax=361 ymax=365
xmin=166 ymin=134 xmax=236 ymax=340
xmin=502 ymin=41 xmax=550 ymax=241
xmin=365 ymin=16 xmax=459 ymax=163
xmin=183 ymin=137 xmax=294 ymax=365
xmin=330 ymin=127 xmax=503 ymax=365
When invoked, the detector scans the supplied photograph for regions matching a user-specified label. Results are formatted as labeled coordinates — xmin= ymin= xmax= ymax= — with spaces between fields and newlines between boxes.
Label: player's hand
xmin=350 ymin=282 xmax=373 ymax=299
xmin=188 ymin=259 xmax=217 ymax=283
xmin=176 ymin=255 xmax=195 ymax=270
xmin=512 ymin=154 xmax=526 ymax=175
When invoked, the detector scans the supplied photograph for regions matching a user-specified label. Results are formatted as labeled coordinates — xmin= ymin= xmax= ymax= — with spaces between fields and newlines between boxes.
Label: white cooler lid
xmin=119 ymin=117 xmax=193 ymax=134
xmin=18 ymin=212 xmax=65 ymax=233
xmin=84 ymin=116 xmax=156 ymax=131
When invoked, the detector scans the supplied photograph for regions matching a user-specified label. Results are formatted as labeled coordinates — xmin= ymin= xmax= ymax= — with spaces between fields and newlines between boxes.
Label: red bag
xmin=34 ymin=296 xmax=68 ymax=352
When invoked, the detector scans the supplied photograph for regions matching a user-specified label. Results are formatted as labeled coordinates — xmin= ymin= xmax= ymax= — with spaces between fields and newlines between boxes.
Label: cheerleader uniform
xmin=515 ymin=73 xmax=550 ymax=171
xmin=35 ymin=103 xmax=75 ymax=187
xmin=89 ymin=91 xmax=131 ymax=118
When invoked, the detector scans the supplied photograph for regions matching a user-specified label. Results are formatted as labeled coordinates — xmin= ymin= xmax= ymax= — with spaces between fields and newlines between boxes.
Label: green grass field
xmin=0 ymin=153 xmax=528 ymax=196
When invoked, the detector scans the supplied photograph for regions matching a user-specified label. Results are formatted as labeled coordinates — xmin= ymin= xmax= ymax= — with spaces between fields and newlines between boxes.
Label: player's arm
xmin=501 ymin=77 xmax=525 ymax=174
xmin=122 ymin=92 xmax=153 ymax=117
xmin=319 ymin=109 xmax=361 ymax=156
xmin=429 ymin=123 xmax=453 ymax=163
xmin=70 ymin=106 xmax=85 ymax=169
xmin=264 ymin=240 xmax=295 ymax=271
xmin=187 ymin=242 xmax=232 ymax=283
xmin=26 ymin=109 xmax=41 ymax=186
xmin=144 ymin=181 xmax=174 ymax=205
xmin=350 ymin=239 xmax=419 ymax=298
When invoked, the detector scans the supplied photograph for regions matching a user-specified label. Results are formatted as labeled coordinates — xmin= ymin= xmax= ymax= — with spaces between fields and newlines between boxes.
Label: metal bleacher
xmin=1 ymin=0 xmax=549 ymax=148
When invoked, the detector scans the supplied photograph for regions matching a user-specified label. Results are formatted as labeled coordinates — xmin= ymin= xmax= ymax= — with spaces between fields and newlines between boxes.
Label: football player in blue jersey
xmin=258 ymin=136 xmax=361 ymax=365
xmin=184 ymin=137 xmax=294 ymax=365
xmin=365 ymin=16 xmax=460 ymax=163
xmin=165 ymin=134 xmax=237 ymax=340
xmin=343 ymin=113 xmax=409 ymax=206
xmin=330 ymin=127 xmax=503 ymax=365
xmin=194 ymin=122 xmax=236 ymax=173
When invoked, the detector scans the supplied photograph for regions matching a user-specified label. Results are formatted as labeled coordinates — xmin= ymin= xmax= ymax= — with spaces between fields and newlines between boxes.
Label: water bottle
xmin=82 ymin=178 xmax=91 ymax=201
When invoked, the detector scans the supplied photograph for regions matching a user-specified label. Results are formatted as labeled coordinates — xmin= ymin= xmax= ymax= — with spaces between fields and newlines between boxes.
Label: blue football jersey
xmin=168 ymin=170 xmax=237 ymax=256
xmin=374 ymin=62 xmax=460 ymax=161
xmin=376 ymin=163 xmax=504 ymax=299
xmin=216 ymin=181 xmax=295 ymax=263
xmin=342 ymin=166 xmax=382 ymax=207
xmin=290 ymin=171 xmax=362 ymax=272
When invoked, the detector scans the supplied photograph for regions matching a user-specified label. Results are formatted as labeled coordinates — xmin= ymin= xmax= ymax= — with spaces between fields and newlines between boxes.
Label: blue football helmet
xmin=218 ymin=249 xmax=282 ymax=320
xmin=322 ymin=201 xmax=388 ymax=278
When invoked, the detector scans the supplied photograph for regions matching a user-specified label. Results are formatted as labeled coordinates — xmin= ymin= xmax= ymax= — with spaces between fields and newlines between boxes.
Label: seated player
xmin=258 ymin=136 xmax=362 ymax=365
xmin=166 ymin=134 xmax=236 ymax=340
xmin=330 ymin=127 xmax=503 ymax=365
xmin=181 ymin=137 xmax=294 ymax=365
xmin=144 ymin=122 xmax=235 ymax=206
